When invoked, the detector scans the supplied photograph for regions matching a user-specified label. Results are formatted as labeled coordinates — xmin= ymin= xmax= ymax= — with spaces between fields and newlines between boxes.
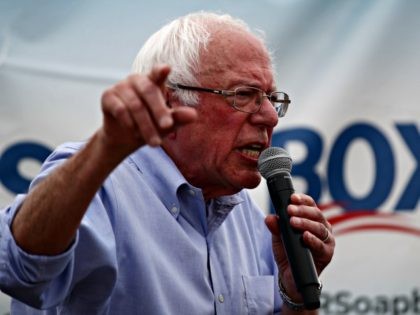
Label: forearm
xmin=11 ymin=66 xmax=197 ymax=255
xmin=11 ymin=131 xmax=131 ymax=255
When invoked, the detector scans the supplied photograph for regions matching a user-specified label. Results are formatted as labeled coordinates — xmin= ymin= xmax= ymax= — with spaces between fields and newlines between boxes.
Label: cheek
xmin=210 ymin=107 xmax=246 ymax=137
xmin=195 ymin=100 xmax=248 ymax=158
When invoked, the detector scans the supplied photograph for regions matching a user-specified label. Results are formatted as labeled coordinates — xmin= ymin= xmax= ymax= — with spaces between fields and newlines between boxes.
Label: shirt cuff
xmin=0 ymin=197 xmax=78 ymax=286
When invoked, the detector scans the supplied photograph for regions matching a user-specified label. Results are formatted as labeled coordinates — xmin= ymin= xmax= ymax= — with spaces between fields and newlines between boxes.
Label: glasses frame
xmin=167 ymin=83 xmax=290 ymax=118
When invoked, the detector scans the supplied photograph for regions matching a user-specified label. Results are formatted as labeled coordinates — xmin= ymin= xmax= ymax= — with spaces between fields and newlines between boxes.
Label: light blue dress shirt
xmin=0 ymin=143 xmax=282 ymax=314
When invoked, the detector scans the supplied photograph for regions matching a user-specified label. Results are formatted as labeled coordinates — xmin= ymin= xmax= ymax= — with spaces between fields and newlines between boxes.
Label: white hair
xmin=132 ymin=11 xmax=268 ymax=106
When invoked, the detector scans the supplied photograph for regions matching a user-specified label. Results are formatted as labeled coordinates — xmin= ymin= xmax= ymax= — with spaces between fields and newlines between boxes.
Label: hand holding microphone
xmin=258 ymin=147 xmax=331 ymax=310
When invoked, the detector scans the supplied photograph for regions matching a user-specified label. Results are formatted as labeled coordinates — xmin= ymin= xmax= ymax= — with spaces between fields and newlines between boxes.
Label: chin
xmin=240 ymin=174 xmax=262 ymax=189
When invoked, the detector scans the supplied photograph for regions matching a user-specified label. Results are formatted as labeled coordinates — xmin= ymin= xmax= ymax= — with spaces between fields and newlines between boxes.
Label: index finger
xmin=148 ymin=64 xmax=171 ymax=89
xmin=130 ymin=67 xmax=173 ymax=129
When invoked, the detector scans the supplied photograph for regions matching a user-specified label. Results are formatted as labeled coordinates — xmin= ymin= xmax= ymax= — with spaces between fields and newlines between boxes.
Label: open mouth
xmin=238 ymin=144 xmax=264 ymax=160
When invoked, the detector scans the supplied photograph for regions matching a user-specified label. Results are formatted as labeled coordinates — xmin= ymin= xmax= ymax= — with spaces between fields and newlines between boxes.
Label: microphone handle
xmin=267 ymin=172 xmax=320 ymax=310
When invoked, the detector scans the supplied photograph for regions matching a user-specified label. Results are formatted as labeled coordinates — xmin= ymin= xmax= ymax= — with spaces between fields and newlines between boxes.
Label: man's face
xmin=167 ymin=28 xmax=279 ymax=199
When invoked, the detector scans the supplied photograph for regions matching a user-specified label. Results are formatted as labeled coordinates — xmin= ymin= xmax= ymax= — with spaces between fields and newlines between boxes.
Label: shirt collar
xmin=128 ymin=146 xmax=244 ymax=220
xmin=129 ymin=146 xmax=187 ymax=218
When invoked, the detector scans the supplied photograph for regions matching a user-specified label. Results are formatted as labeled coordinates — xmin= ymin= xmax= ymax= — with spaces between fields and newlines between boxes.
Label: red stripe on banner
xmin=327 ymin=211 xmax=396 ymax=225
xmin=334 ymin=224 xmax=420 ymax=237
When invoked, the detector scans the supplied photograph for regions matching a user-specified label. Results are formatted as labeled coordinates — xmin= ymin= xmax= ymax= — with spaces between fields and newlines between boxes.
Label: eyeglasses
xmin=167 ymin=83 xmax=290 ymax=118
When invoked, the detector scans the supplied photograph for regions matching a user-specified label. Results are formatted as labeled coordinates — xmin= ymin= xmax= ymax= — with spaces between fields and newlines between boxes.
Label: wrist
xmin=278 ymin=279 xmax=305 ymax=312
xmin=278 ymin=277 xmax=322 ymax=312
xmin=94 ymin=129 xmax=140 ymax=164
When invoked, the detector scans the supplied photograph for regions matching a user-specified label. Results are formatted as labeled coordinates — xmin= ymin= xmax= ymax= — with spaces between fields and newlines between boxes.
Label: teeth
xmin=241 ymin=148 xmax=261 ymax=158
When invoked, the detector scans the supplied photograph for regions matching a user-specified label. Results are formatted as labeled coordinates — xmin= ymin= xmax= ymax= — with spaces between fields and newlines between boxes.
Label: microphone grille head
xmin=257 ymin=147 xmax=292 ymax=179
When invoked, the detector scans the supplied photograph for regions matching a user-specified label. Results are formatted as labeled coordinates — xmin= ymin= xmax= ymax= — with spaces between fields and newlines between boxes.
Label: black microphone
xmin=258 ymin=147 xmax=320 ymax=310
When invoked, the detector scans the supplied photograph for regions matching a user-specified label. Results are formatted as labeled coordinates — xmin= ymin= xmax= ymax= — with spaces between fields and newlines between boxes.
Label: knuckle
xmin=317 ymin=209 xmax=325 ymax=221
xmin=326 ymin=221 xmax=332 ymax=230
xmin=125 ymin=94 xmax=142 ymax=111
xmin=139 ymin=80 xmax=156 ymax=96
xmin=307 ymin=195 xmax=315 ymax=205
xmin=112 ymin=103 xmax=126 ymax=118
xmin=115 ymin=79 xmax=131 ymax=91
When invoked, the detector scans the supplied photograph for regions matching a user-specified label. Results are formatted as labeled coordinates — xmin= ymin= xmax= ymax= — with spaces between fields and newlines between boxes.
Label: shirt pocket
xmin=241 ymin=275 xmax=274 ymax=315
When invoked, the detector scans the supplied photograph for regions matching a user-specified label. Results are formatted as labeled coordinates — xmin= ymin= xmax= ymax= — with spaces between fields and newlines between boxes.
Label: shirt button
xmin=218 ymin=294 xmax=224 ymax=303
xmin=170 ymin=206 xmax=178 ymax=214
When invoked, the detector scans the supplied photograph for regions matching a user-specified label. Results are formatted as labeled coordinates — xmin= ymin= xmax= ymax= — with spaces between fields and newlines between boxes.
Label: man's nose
xmin=250 ymin=97 xmax=279 ymax=127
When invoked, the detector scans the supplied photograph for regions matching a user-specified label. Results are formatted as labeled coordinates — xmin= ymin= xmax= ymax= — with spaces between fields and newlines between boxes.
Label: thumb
xmin=265 ymin=214 xmax=281 ymax=240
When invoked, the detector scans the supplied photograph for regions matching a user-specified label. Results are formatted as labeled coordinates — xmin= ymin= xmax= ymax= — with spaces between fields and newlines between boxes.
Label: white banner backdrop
xmin=0 ymin=1 xmax=419 ymax=314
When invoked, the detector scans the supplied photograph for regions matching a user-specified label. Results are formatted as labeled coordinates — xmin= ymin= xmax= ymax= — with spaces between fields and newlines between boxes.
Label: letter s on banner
xmin=0 ymin=141 xmax=52 ymax=194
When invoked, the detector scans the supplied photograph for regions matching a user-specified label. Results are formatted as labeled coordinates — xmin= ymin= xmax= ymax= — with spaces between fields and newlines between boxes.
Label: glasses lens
xmin=270 ymin=92 xmax=289 ymax=117
xmin=233 ymin=87 xmax=261 ymax=113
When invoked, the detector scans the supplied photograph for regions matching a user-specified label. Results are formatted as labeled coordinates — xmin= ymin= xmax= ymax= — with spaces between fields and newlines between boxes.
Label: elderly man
xmin=0 ymin=11 xmax=334 ymax=314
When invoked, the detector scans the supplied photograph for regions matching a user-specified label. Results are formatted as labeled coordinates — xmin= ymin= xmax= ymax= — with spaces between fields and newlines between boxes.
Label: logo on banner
xmin=272 ymin=122 xmax=419 ymax=211
xmin=272 ymin=121 xmax=419 ymax=314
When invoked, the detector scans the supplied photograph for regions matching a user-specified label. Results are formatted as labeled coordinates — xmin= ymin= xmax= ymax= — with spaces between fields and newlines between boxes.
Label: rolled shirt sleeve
xmin=0 ymin=194 xmax=77 ymax=308
xmin=0 ymin=142 xmax=118 ymax=311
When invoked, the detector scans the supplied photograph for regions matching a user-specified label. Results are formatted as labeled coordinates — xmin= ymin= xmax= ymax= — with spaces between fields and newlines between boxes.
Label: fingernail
xmin=159 ymin=115 xmax=173 ymax=128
